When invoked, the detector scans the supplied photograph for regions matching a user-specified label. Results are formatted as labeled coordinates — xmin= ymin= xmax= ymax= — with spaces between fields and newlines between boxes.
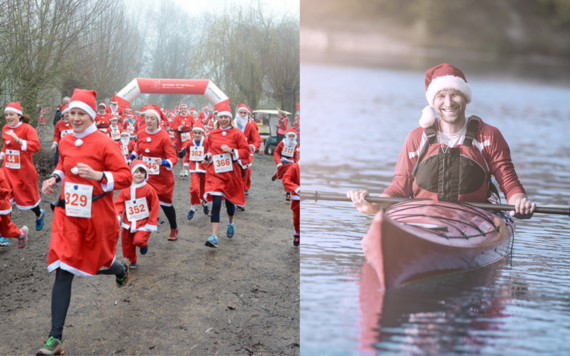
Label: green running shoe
xmin=36 ymin=336 xmax=64 ymax=355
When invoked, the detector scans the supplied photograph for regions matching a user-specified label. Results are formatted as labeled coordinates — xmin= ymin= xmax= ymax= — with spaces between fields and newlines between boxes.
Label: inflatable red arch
xmin=115 ymin=78 xmax=229 ymax=111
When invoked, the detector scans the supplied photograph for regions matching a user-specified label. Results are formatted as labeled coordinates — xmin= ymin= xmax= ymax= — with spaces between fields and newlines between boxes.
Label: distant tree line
xmin=302 ymin=0 xmax=570 ymax=58
xmin=0 ymin=0 xmax=299 ymax=122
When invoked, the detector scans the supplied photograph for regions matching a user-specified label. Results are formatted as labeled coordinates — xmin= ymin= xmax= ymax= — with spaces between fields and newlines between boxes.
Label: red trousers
xmin=190 ymin=172 xmax=206 ymax=205
xmin=291 ymin=200 xmax=300 ymax=233
xmin=121 ymin=229 xmax=151 ymax=264
xmin=242 ymin=167 xmax=252 ymax=191
xmin=0 ymin=214 xmax=21 ymax=238
xmin=276 ymin=162 xmax=293 ymax=179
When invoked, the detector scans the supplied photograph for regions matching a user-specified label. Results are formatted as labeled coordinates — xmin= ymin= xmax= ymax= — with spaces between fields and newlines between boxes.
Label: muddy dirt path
xmin=0 ymin=125 xmax=300 ymax=355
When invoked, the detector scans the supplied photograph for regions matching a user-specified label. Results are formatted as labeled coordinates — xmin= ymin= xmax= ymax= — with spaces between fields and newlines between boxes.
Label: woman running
xmin=1 ymin=102 xmax=45 ymax=231
xmin=128 ymin=105 xmax=179 ymax=241
xmin=38 ymin=88 xmax=132 ymax=356
xmin=203 ymin=103 xmax=249 ymax=248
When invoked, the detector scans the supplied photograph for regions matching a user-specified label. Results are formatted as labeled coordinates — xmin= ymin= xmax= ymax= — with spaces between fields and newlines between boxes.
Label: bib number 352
xmin=64 ymin=183 xmax=93 ymax=218
xmin=125 ymin=197 xmax=149 ymax=222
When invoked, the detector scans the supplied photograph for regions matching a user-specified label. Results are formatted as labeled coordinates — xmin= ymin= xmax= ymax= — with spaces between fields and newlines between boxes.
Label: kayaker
xmin=348 ymin=63 xmax=535 ymax=219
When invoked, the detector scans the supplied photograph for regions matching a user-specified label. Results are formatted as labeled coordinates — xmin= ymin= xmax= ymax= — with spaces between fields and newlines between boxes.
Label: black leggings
xmin=49 ymin=262 xmax=125 ymax=340
xmin=161 ymin=205 xmax=177 ymax=230
xmin=210 ymin=195 xmax=235 ymax=223
xmin=31 ymin=206 xmax=42 ymax=218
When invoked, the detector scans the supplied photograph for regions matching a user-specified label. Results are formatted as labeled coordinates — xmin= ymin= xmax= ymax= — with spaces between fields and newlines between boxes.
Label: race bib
xmin=110 ymin=129 xmax=120 ymax=141
xmin=190 ymin=146 xmax=205 ymax=161
xmin=5 ymin=150 xmax=20 ymax=169
xmin=169 ymin=132 xmax=175 ymax=140
xmin=282 ymin=146 xmax=295 ymax=158
xmin=121 ymin=145 xmax=129 ymax=156
xmin=213 ymin=153 xmax=233 ymax=173
xmin=181 ymin=132 xmax=192 ymax=142
xmin=125 ymin=197 xmax=149 ymax=222
xmin=64 ymin=183 xmax=93 ymax=218
xmin=127 ymin=126 xmax=134 ymax=134
xmin=142 ymin=156 xmax=160 ymax=175
xmin=60 ymin=129 xmax=73 ymax=139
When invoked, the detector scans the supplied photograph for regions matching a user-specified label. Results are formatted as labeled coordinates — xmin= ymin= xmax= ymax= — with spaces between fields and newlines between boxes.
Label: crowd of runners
xmin=0 ymin=88 xmax=300 ymax=355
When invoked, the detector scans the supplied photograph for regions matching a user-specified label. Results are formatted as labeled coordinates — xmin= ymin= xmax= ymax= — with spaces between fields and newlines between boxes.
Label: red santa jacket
xmin=274 ymin=140 xmax=299 ymax=166
xmin=115 ymin=181 xmax=160 ymax=233
xmin=233 ymin=120 xmax=262 ymax=169
xmin=95 ymin=113 xmax=112 ymax=132
xmin=0 ymin=168 xmax=13 ymax=215
xmin=283 ymin=162 xmax=300 ymax=200
xmin=53 ymin=119 xmax=73 ymax=146
xmin=184 ymin=137 xmax=210 ymax=173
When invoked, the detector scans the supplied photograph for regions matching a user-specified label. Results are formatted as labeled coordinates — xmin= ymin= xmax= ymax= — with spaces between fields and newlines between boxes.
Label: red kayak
xmin=361 ymin=199 xmax=515 ymax=290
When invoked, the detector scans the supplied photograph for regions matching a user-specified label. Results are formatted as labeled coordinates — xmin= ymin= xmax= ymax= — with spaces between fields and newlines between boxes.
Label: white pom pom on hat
xmin=419 ymin=106 xmax=436 ymax=128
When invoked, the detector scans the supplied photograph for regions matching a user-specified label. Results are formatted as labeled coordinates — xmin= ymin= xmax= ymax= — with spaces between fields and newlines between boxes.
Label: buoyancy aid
xmin=412 ymin=116 xmax=492 ymax=202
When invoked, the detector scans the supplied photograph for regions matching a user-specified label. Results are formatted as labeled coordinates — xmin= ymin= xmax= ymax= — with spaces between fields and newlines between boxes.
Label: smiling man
xmin=348 ymin=63 xmax=535 ymax=219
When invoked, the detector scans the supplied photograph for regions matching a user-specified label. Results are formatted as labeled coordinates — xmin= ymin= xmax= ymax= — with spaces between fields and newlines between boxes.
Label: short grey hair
xmin=62 ymin=96 xmax=70 ymax=105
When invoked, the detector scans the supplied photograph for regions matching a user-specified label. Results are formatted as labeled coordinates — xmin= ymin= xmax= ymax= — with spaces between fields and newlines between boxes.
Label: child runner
xmin=106 ymin=115 xmax=121 ymax=142
xmin=184 ymin=122 xmax=210 ymax=220
xmin=118 ymin=130 xmax=134 ymax=162
xmin=114 ymin=160 xmax=160 ymax=268
xmin=203 ymin=103 xmax=249 ymax=248
xmin=282 ymin=161 xmax=300 ymax=246
xmin=38 ymin=88 xmax=132 ymax=355
xmin=0 ymin=168 xmax=28 ymax=248
xmin=1 ymin=101 xmax=45 ymax=231
xmin=272 ymin=128 xmax=300 ymax=202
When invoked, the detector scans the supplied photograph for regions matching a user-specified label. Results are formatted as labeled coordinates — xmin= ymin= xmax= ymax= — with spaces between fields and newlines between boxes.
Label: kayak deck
xmin=361 ymin=200 xmax=515 ymax=290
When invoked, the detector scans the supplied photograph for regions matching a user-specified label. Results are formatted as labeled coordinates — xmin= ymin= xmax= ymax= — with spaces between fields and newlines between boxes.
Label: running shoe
xmin=237 ymin=206 xmax=245 ymax=211
xmin=293 ymin=233 xmax=300 ymax=247
xmin=271 ymin=173 xmax=277 ymax=181
xmin=130 ymin=262 xmax=137 ymax=269
xmin=36 ymin=336 xmax=64 ymax=355
xmin=140 ymin=245 xmax=148 ymax=255
xmin=116 ymin=258 xmax=131 ymax=288
xmin=0 ymin=236 xmax=9 ymax=247
xmin=245 ymin=190 xmax=249 ymax=196
xmin=202 ymin=202 xmax=210 ymax=216
xmin=168 ymin=229 xmax=179 ymax=241
xmin=205 ymin=235 xmax=218 ymax=248
xmin=179 ymin=170 xmax=185 ymax=177
xmin=227 ymin=223 xmax=235 ymax=238
xmin=18 ymin=226 xmax=28 ymax=249
xmin=36 ymin=209 xmax=45 ymax=231
xmin=158 ymin=217 xmax=165 ymax=225
xmin=187 ymin=210 xmax=195 ymax=220
xmin=286 ymin=192 xmax=291 ymax=201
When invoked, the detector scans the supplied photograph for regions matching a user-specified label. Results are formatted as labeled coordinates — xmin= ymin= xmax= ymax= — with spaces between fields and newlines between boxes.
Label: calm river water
xmin=300 ymin=62 xmax=570 ymax=355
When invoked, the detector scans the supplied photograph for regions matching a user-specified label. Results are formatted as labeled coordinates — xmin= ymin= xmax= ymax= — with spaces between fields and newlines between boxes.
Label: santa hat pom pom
xmin=419 ymin=106 xmax=436 ymax=128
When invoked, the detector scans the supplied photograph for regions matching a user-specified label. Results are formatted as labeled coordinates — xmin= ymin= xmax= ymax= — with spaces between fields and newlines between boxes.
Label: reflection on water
xmin=300 ymin=63 xmax=570 ymax=355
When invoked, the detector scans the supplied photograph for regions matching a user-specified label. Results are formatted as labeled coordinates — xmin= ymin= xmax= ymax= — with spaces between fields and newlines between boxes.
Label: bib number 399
xmin=64 ymin=183 xmax=93 ymax=218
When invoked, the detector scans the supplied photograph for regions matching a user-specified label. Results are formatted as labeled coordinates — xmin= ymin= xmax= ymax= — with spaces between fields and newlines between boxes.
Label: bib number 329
xmin=64 ymin=183 xmax=93 ymax=218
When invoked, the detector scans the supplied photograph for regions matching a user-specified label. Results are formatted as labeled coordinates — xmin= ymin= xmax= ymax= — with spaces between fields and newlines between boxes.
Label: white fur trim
xmin=419 ymin=106 xmax=436 ymax=128
xmin=159 ymin=201 xmax=172 ymax=207
xmin=5 ymin=107 xmax=22 ymax=115
xmin=218 ymin=110 xmax=232 ymax=118
xmin=20 ymin=140 xmax=27 ymax=151
xmin=101 ymin=171 xmax=114 ymax=192
xmin=146 ymin=109 xmax=161 ymax=121
xmin=69 ymin=100 xmax=97 ymax=120
xmin=425 ymin=75 xmax=472 ymax=106
xmin=15 ymin=198 xmax=41 ymax=210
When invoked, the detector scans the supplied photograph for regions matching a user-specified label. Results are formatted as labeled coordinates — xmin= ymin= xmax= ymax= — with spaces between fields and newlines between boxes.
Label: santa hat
xmin=285 ymin=127 xmax=297 ymax=139
xmin=110 ymin=94 xmax=119 ymax=104
xmin=61 ymin=104 xmax=69 ymax=115
xmin=189 ymin=106 xmax=196 ymax=111
xmin=215 ymin=103 xmax=232 ymax=118
xmin=236 ymin=104 xmax=250 ymax=114
xmin=98 ymin=102 xmax=107 ymax=108
xmin=193 ymin=121 xmax=205 ymax=132
xmin=109 ymin=115 xmax=118 ymax=121
xmin=5 ymin=102 xmax=23 ymax=116
xmin=130 ymin=159 xmax=149 ymax=180
xmin=420 ymin=63 xmax=472 ymax=128
xmin=120 ymin=130 xmax=130 ymax=136
xmin=145 ymin=104 xmax=164 ymax=122
xmin=203 ymin=105 xmax=209 ymax=110
xmin=69 ymin=89 xmax=97 ymax=120
xmin=180 ymin=103 xmax=187 ymax=108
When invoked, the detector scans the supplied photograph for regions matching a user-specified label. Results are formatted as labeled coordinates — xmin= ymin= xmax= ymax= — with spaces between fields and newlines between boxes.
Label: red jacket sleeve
xmin=248 ymin=123 xmax=262 ymax=150
xmin=23 ymin=125 xmax=41 ymax=153
xmin=293 ymin=144 xmax=299 ymax=163
xmin=382 ymin=128 xmax=423 ymax=198
xmin=53 ymin=122 xmax=61 ymax=145
xmin=162 ymin=133 xmax=178 ymax=168
xmin=103 ymin=139 xmax=133 ymax=191
xmin=274 ymin=141 xmax=284 ymax=165
xmin=234 ymin=130 xmax=250 ymax=162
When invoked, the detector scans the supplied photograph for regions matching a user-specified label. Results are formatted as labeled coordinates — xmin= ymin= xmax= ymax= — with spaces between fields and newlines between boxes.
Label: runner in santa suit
xmin=184 ymin=122 xmax=210 ymax=220
xmin=114 ymin=160 xmax=160 ymax=269
xmin=173 ymin=103 xmax=194 ymax=177
xmin=106 ymin=115 xmax=122 ymax=142
xmin=0 ymin=168 xmax=29 ymax=248
xmin=204 ymin=110 xmax=217 ymax=137
xmin=203 ymin=103 xmax=250 ymax=248
xmin=294 ymin=115 xmax=300 ymax=142
xmin=276 ymin=111 xmax=289 ymax=143
xmin=106 ymin=95 xmax=124 ymax=118
xmin=272 ymin=128 xmax=300 ymax=202
xmin=95 ymin=102 xmax=111 ymax=133
xmin=127 ymin=105 xmax=180 ymax=241
xmin=37 ymin=89 xmax=132 ymax=356
xmin=51 ymin=104 xmax=73 ymax=168
xmin=234 ymin=104 xmax=262 ymax=208
xmin=282 ymin=161 xmax=300 ymax=246
xmin=118 ymin=130 xmax=134 ymax=162
xmin=123 ymin=112 xmax=137 ymax=141
xmin=202 ymin=105 xmax=213 ymax=121
xmin=1 ymin=102 xmax=45 ymax=231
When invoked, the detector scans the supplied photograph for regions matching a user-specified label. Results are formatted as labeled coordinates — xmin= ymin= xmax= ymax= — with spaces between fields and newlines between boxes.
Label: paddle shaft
xmin=300 ymin=191 xmax=570 ymax=216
